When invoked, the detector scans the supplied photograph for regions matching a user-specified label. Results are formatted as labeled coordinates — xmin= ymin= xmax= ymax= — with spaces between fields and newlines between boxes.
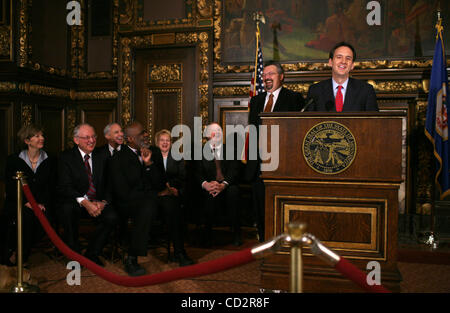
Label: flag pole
xmin=421 ymin=8 xmax=444 ymax=250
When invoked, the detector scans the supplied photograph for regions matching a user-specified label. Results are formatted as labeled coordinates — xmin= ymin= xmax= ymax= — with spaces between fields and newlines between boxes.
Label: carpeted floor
xmin=2 ymin=226 xmax=450 ymax=293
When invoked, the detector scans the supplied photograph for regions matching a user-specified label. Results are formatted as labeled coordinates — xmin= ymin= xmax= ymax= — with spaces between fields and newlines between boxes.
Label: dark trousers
xmin=157 ymin=195 xmax=185 ymax=255
xmin=58 ymin=201 xmax=118 ymax=256
xmin=0 ymin=205 xmax=45 ymax=263
xmin=117 ymin=197 xmax=157 ymax=256
xmin=252 ymin=176 xmax=265 ymax=242
xmin=202 ymin=184 xmax=240 ymax=234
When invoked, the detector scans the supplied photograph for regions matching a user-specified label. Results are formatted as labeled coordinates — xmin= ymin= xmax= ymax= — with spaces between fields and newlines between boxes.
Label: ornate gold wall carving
xmin=0 ymin=82 xmax=16 ymax=92
xmin=66 ymin=108 xmax=77 ymax=148
xmin=21 ymin=103 xmax=32 ymax=126
xmin=148 ymin=64 xmax=182 ymax=83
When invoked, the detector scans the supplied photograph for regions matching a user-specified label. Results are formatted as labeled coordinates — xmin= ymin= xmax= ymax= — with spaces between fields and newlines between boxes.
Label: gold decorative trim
xmin=273 ymin=194 xmax=388 ymax=261
xmin=21 ymin=103 xmax=32 ymax=126
xmin=0 ymin=81 xmax=16 ymax=92
xmin=18 ymin=0 xmax=29 ymax=68
xmin=367 ymin=80 xmax=423 ymax=93
xmin=66 ymin=108 xmax=76 ymax=149
xmin=0 ymin=1 xmax=13 ymax=61
xmin=213 ymin=86 xmax=249 ymax=97
xmin=121 ymin=0 xmax=196 ymax=32
xmin=147 ymin=88 xmax=182 ymax=144
xmin=74 ymin=91 xmax=118 ymax=100
xmin=148 ymin=63 xmax=182 ymax=83
xmin=284 ymin=204 xmax=378 ymax=251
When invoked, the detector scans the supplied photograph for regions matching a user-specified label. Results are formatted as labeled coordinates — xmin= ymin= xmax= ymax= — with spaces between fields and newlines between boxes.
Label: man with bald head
xmin=57 ymin=123 xmax=118 ymax=266
xmin=195 ymin=122 xmax=241 ymax=247
xmin=108 ymin=121 xmax=165 ymax=276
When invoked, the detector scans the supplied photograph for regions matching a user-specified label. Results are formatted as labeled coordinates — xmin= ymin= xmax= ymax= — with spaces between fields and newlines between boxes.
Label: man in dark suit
xmin=196 ymin=123 xmax=241 ymax=246
xmin=56 ymin=123 xmax=118 ymax=266
xmin=306 ymin=42 xmax=379 ymax=112
xmin=108 ymin=121 xmax=165 ymax=276
xmin=245 ymin=61 xmax=305 ymax=242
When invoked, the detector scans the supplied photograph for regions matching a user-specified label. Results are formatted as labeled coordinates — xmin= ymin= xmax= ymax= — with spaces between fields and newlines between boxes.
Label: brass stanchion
xmin=288 ymin=223 xmax=306 ymax=293
xmin=10 ymin=171 xmax=40 ymax=293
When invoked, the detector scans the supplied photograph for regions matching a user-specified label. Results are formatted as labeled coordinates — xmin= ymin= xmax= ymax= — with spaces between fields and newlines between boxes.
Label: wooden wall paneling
xmin=79 ymin=101 xmax=116 ymax=147
xmin=36 ymin=101 xmax=65 ymax=155
xmin=134 ymin=47 xmax=196 ymax=143
xmin=0 ymin=101 xmax=13 ymax=211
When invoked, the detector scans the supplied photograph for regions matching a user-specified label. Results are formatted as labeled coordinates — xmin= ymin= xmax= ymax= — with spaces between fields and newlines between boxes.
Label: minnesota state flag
xmin=425 ymin=18 xmax=450 ymax=199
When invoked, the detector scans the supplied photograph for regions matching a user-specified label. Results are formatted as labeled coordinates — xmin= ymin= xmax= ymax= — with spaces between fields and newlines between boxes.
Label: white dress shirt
xmin=263 ymin=86 xmax=282 ymax=112
xmin=332 ymin=78 xmax=349 ymax=103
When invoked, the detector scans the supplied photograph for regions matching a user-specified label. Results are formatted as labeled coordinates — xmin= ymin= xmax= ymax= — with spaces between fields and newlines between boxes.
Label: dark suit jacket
xmin=57 ymin=146 xmax=109 ymax=205
xmin=4 ymin=151 xmax=56 ymax=213
xmin=163 ymin=153 xmax=186 ymax=195
xmin=97 ymin=144 xmax=124 ymax=159
xmin=306 ymin=78 xmax=379 ymax=112
xmin=245 ymin=86 xmax=305 ymax=181
xmin=248 ymin=86 xmax=305 ymax=128
xmin=195 ymin=144 xmax=240 ymax=187
xmin=107 ymin=145 xmax=165 ymax=204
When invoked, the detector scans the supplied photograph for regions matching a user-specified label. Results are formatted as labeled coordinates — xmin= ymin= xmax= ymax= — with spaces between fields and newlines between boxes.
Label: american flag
xmin=242 ymin=28 xmax=264 ymax=163
xmin=250 ymin=35 xmax=264 ymax=97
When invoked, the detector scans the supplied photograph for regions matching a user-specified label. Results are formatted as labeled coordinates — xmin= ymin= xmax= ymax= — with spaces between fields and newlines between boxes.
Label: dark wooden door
xmin=135 ymin=47 xmax=197 ymax=144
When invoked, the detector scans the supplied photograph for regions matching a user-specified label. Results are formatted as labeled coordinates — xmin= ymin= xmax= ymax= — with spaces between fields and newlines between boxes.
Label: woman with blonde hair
xmin=155 ymin=129 xmax=194 ymax=266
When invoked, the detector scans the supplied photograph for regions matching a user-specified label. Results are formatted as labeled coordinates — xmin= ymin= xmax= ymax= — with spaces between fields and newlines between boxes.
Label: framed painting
xmin=221 ymin=0 xmax=450 ymax=63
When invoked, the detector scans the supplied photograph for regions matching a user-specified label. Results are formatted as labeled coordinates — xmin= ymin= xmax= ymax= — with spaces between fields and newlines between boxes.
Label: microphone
xmin=301 ymin=97 xmax=315 ymax=112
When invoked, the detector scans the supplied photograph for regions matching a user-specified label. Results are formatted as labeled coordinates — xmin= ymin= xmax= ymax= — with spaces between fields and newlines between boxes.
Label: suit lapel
xmin=258 ymin=92 xmax=266 ymax=113
xmin=326 ymin=80 xmax=336 ymax=112
xmin=273 ymin=88 xmax=284 ymax=112
xmin=343 ymin=78 xmax=355 ymax=111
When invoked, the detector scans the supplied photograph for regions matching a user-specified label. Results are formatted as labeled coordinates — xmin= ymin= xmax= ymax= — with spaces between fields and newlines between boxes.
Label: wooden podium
xmin=259 ymin=112 xmax=403 ymax=292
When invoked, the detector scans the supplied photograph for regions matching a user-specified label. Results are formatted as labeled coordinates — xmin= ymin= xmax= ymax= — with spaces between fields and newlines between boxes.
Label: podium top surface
xmin=259 ymin=111 xmax=405 ymax=183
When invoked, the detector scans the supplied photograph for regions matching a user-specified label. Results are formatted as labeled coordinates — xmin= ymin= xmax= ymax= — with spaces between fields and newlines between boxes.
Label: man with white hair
xmin=101 ymin=122 xmax=124 ymax=157
xmin=56 ymin=123 xmax=118 ymax=267
xmin=195 ymin=123 xmax=242 ymax=247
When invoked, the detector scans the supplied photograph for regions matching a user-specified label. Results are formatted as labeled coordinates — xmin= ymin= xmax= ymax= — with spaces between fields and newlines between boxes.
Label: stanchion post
xmin=10 ymin=171 xmax=40 ymax=293
xmin=288 ymin=223 xmax=306 ymax=293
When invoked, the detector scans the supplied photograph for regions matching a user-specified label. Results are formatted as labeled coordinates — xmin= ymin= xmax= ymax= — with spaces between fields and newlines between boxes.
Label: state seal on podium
xmin=302 ymin=121 xmax=357 ymax=174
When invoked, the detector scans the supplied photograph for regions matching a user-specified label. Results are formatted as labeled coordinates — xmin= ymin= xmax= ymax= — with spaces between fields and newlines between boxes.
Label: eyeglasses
xmin=262 ymin=72 xmax=279 ymax=77
xmin=77 ymin=135 xmax=97 ymax=141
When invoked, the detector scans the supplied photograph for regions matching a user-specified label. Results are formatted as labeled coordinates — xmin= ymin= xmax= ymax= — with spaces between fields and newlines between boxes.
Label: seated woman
xmin=155 ymin=129 xmax=194 ymax=267
xmin=0 ymin=124 xmax=56 ymax=265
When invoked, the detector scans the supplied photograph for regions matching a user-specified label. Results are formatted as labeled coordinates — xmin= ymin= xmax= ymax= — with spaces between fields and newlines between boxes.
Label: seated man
xmin=195 ymin=123 xmax=241 ymax=247
xmin=56 ymin=123 xmax=118 ymax=266
xmin=107 ymin=121 xmax=165 ymax=276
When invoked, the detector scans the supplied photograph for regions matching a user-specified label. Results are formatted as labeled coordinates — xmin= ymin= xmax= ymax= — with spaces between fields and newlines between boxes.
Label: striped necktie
xmin=84 ymin=154 xmax=96 ymax=200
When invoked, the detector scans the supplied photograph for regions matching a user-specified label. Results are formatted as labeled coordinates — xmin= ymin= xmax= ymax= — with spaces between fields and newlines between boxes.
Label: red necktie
xmin=213 ymin=148 xmax=224 ymax=182
xmin=84 ymin=155 xmax=96 ymax=200
xmin=335 ymin=85 xmax=343 ymax=112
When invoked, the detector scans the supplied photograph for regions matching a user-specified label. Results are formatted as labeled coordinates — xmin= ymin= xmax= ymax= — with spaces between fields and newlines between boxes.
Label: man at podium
xmin=245 ymin=61 xmax=305 ymax=242
xmin=306 ymin=42 xmax=379 ymax=112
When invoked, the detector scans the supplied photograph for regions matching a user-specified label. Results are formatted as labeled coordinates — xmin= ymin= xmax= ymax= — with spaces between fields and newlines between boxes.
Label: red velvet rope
xmin=335 ymin=257 xmax=391 ymax=293
xmin=22 ymin=184 xmax=255 ymax=287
